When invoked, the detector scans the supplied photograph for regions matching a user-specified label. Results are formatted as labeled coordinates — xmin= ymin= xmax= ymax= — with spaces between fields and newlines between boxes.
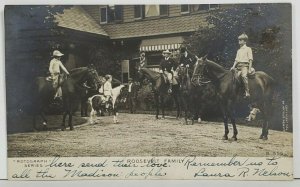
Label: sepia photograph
xmin=4 ymin=3 xmax=293 ymax=180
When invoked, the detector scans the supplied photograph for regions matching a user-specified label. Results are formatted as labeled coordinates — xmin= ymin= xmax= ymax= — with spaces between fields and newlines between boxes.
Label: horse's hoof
xmin=259 ymin=135 xmax=264 ymax=139
xmin=70 ymin=127 xmax=74 ymax=131
xmin=262 ymin=136 xmax=268 ymax=141
xmin=222 ymin=135 xmax=228 ymax=140
xmin=61 ymin=128 xmax=65 ymax=131
xmin=231 ymin=136 xmax=238 ymax=141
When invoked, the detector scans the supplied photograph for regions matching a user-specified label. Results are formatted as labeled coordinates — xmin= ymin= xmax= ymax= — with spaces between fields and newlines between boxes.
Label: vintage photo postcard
xmin=5 ymin=4 xmax=293 ymax=180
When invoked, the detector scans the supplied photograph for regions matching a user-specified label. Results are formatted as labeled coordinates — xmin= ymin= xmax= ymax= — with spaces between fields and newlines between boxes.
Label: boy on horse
xmin=102 ymin=74 xmax=113 ymax=110
xmin=49 ymin=50 xmax=70 ymax=99
xmin=231 ymin=33 xmax=253 ymax=98
xmin=159 ymin=49 xmax=178 ymax=93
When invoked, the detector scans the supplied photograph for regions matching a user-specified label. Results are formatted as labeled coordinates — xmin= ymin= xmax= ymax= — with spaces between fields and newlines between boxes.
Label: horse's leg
xmin=260 ymin=100 xmax=271 ymax=140
xmin=90 ymin=109 xmax=95 ymax=124
xmin=221 ymin=102 xmax=229 ymax=140
xmin=61 ymin=112 xmax=67 ymax=131
xmin=228 ymin=102 xmax=238 ymax=141
xmin=160 ymin=95 xmax=165 ymax=119
xmin=69 ymin=112 xmax=74 ymax=130
xmin=173 ymin=92 xmax=180 ymax=119
xmin=154 ymin=93 xmax=159 ymax=119
xmin=40 ymin=112 xmax=48 ymax=131
xmin=33 ymin=114 xmax=38 ymax=131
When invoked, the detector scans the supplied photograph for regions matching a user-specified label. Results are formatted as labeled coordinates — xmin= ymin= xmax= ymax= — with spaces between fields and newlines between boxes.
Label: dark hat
xmin=180 ymin=46 xmax=187 ymax=53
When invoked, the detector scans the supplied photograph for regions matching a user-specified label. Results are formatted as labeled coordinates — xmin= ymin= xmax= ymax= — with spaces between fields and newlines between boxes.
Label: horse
xmin=176 ymin=66 xmax=192 ymax=124
xmin=192 ymin=57 xmax=274 ymax=140
xmin=137 ymin=68 xmax=180 ymax=119
xmin=32 ymin=67 xmax=99 ymax=131
xmin=88 ymin=84 xmax=126 ymax=124
xmin=60 ymin=67 xmax=100 ymax=131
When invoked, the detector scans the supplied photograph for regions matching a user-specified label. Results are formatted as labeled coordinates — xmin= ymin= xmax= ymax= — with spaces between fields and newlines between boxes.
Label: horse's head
xmin=84 ymin=67 xmax=100 ymax=90
xmin=191 ymin=55 xmax=211 ymax=86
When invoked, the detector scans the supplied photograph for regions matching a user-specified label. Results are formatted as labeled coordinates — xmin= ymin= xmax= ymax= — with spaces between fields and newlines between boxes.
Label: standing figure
xmin=127 ymin=78 xmax=138 ymax=113
xmin=231 ymin=33 xmax=253 ymax=98
xmin=49 ymin=50 xmax=70 ymax=99
xmin=159 ymin=49 xmax=178 ymax=93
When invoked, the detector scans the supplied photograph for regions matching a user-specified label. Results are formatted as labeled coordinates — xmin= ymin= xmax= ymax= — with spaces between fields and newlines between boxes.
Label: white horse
xmin=88 ymin=85 xmax=125 ymax=124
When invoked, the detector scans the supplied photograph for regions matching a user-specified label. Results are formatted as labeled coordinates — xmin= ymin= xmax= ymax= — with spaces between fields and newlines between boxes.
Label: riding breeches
xmin=237 ymin=63 xmax=249 ymax=93
xmin=51 ymin=73 xmax=60 ymax=88
xmin=164 ymin=71 xmax=173 ymax=84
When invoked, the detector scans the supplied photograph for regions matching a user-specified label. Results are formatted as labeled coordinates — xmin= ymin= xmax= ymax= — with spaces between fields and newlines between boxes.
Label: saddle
xmin=161 ymin=73 xmax=178 ymax=85
xmin=234 ymin=67 xmax=256 ymax=80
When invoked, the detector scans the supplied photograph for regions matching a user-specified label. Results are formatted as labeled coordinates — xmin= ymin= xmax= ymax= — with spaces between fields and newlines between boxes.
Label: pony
xmin=88 ymin=84 xmax=126 ymax=124
xmin=192 ymin=57 xmax=274 ymax=140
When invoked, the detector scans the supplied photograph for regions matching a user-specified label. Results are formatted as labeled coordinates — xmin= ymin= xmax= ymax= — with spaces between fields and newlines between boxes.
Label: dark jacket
xmin=180 ymin=52 xmax=197 ymax=66
xmin=160 ymin=57 xmax=178 ymax=73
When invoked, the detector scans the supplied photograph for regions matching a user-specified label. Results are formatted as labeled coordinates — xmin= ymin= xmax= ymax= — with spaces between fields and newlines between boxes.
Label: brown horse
xmin=33 ymin=67 xmax=99 ymax=131
xmin=137 ymin=68 xmax=180 ymax=119
xmin=192 ymin=57 xmax=274 ymax=140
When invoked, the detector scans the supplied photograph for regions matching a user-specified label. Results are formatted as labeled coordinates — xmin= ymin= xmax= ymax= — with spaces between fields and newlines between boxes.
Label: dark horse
xmin=192 ymin=58 xmax=274 ymax=140
xmin=33 ymin=67 xmax=99 ymax=131
xmin=176 ymin=66 xmax=192 ymax=124
xmin=137 ymin=68 xmax=180 ymax=119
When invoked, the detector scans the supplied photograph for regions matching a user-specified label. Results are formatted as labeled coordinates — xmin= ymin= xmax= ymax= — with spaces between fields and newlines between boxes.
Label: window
xmin=209 ymin=4 xmax=220 ymax=10
xmin=190 ymin=4 xmax=209 ymax=12
xmin=114 ymin=5 xmax=123 ymax=21
xmin=101 ymin=5 xmax=123 ymax=23
xmin=134 ymin=5 xmax=144 ymax=19
xmin=160 ymin=5 xmax=168 ymax=16
xmin=181 ymin=5 xmax=189 ymax=13
xmin=100 ymin=7 xmax=107 ymax=23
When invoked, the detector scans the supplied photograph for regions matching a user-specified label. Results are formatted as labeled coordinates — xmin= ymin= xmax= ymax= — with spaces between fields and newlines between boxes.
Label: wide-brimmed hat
xmin=105 ymin=74 xmax=112 ymax=80
xmin=238 ymin=33 xmax=248 ymax=40
xmin=162 ymin=49 xmax=172 ymax=54
xmin=52 ymin=50 xmax=64 ymax=57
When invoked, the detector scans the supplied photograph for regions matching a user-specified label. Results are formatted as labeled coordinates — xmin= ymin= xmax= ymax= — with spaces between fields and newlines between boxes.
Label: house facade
xmin=56 ymin=4 xmax=226 ymax=82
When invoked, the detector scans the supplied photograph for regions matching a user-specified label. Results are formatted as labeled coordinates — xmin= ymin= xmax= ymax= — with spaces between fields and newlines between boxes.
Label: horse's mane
xmin=140 ymin=68 xmax=161 ymax=80
xmin=205 ymin=59 xmax=228 ymax=72
xmin=69 ymin=67 xmax=89 ymax=75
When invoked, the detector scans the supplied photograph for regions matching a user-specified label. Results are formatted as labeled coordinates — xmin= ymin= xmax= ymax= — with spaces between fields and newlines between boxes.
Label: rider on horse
xmin=159 ymin=49 xmax=178 ymax=93
xmin=179 ymin=46 xmax=198 ymax=68
xmin=231 ymin=33 xmax=253 ymax=98
xmin=49 ymin=50 xmax=70 ymax=99
xmin=99 ymin=74 xmax=113 ymax=110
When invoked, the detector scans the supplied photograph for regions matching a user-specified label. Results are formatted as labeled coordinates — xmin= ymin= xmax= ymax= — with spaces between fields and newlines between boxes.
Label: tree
xmin=5 ymin=5 xmax=72 ymax=112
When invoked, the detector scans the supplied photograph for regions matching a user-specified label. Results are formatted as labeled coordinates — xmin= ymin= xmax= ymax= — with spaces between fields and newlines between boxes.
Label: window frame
xmin=100 ymin=6 xmax=108 ymax=24
xmin=159 ymin=5 xmax=169 ymax=16
xmin=134 ymin=5 xmax=144 ymax=20
xmin=180 ymin=5 xmax=190 ymax=14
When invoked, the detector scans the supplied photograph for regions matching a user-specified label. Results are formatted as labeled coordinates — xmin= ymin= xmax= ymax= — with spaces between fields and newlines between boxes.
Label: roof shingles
xmin=54 ymin=6 xmax=108 ymax=36
xmin=101 ymin=13 xmax=208 ymax=39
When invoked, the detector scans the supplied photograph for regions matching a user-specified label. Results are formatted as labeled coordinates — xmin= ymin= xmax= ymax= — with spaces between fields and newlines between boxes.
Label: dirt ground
xmin=7 ymin=113 xmax=293 ymax=157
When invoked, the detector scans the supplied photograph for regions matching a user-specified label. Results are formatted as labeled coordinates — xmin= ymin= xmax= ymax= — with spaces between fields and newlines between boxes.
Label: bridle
xmin=191 ymin=61 xmax=211 ymax=86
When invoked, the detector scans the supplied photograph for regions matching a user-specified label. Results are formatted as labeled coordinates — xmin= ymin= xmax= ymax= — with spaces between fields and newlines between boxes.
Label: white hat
xmin=52 ymin=50 xmax=64 ymax=57
xmin=162 ymin=49 xmax=172 ymax=54
xmin=238 ymin=34 xmax=248 ymax=40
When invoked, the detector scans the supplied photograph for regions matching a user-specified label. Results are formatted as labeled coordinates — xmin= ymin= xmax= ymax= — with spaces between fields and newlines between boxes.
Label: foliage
xmin=5 ymin=5 xmax=72 ymax=112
